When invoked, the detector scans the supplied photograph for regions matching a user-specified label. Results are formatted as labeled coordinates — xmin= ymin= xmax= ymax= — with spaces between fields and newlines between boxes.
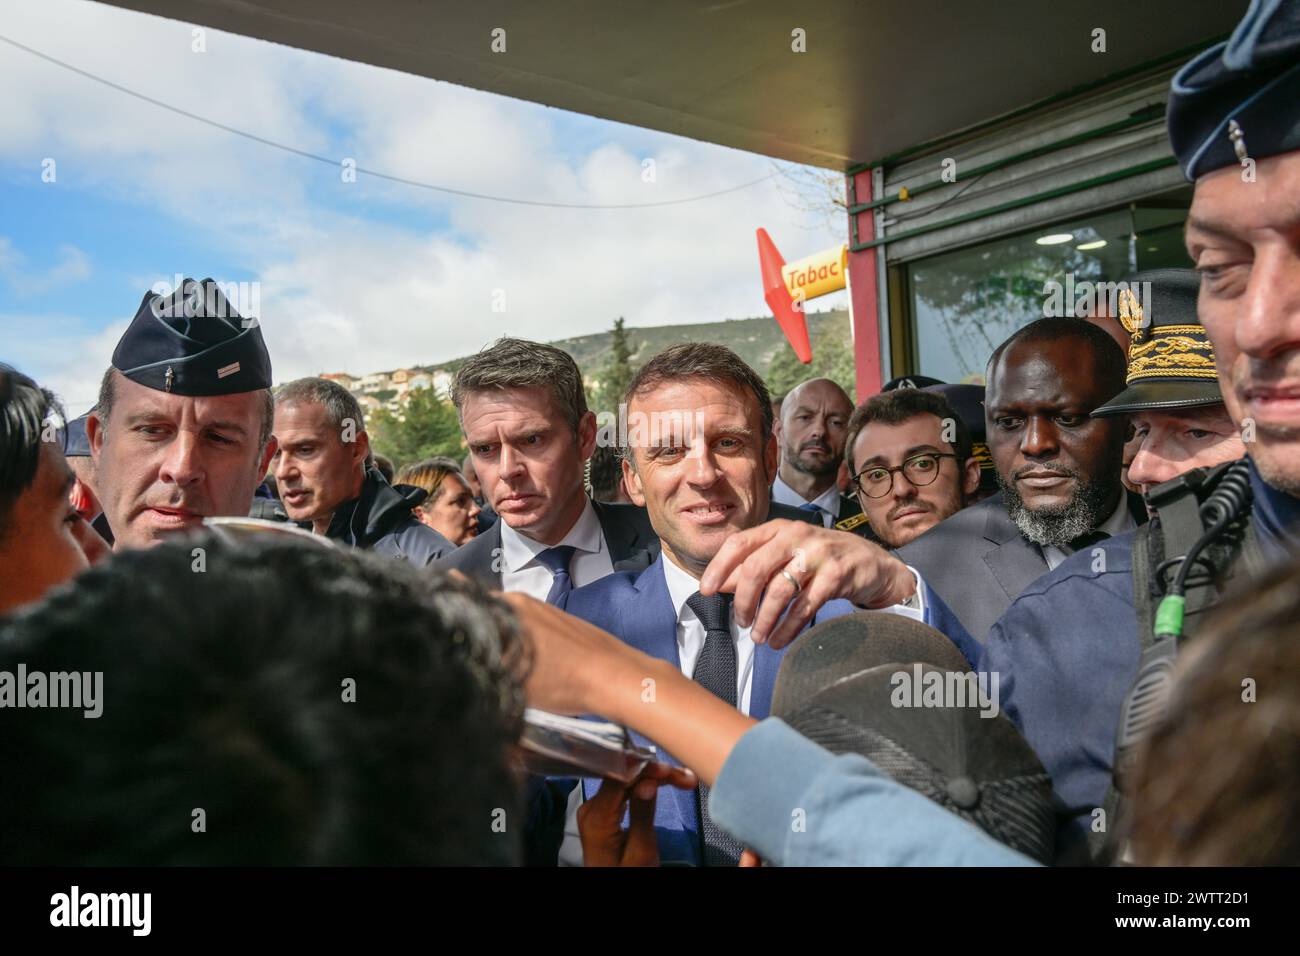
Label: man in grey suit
xmin=897 ymin=317 xmax=1145 ymax=642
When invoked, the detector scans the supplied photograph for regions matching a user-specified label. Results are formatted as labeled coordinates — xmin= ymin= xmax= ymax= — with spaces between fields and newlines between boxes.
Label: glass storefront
xmin=906 ymin=192 xmax=1193 ymax=383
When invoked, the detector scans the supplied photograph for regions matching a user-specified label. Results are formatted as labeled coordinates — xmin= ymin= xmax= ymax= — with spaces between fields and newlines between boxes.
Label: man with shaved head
xmin=771 ymin=377 xmax=865 ymax=533
xmin=898 ymin=318 xmax=1146 ymax=640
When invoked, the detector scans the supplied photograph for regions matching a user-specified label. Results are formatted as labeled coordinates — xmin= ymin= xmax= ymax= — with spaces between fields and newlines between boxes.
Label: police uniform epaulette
xmin=835 ymin=512 xmax=870 ymax=532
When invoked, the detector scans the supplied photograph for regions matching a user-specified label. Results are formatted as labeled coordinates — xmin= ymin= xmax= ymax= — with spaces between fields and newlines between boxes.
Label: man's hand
xmin=699 ymin=519 xmax=917 ymax=649
xmin=578 ymin=763 xmax=698 ymax=867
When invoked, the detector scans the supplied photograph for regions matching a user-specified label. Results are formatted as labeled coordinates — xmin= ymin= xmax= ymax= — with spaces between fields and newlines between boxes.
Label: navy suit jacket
xmin=557 ymin=556 xmax=858 ymax=865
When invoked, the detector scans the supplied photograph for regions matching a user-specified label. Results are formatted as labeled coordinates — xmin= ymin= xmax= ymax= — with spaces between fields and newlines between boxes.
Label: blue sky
xmin=0 ymin=0 xmax=847 ymax=410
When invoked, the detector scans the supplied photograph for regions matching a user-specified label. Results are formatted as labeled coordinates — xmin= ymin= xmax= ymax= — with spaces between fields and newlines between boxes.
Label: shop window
xmin=906 ymin=196 xmax=1192 ymax=383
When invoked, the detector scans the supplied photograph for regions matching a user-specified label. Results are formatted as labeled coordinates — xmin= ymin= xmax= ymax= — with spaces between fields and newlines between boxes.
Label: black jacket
xmin=324 ymin=468 xmax=454 ymax=566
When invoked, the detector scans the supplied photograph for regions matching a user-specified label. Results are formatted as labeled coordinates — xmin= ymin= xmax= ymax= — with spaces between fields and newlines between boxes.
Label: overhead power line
xmin=0 ymin=32 xmax=775 ymax=210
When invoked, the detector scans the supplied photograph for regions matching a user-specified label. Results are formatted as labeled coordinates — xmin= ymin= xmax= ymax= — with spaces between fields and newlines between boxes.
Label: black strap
xmin=1097 ymin=466 xmax=1253 ymax=864
xmin=1131 ymin=522 xmax=1157 ymax=652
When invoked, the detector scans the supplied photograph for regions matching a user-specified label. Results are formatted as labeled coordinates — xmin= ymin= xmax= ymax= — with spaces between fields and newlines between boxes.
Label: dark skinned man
xmin=898 ymin=318 xmax=1143 ymax=641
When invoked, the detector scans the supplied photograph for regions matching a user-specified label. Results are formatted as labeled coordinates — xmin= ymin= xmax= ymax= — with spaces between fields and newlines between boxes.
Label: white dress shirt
xmin=558 ymin=555 xmax=758 ymax=866
xmin=771 ymin=473 xmax=841 ymax=528
xmin=499 ymin=498 xmax=614 ymax=601
xmin=661 ymin=554 xmax=758 ymax=713
xmin=1041 ymin=494 xmax=1136 ymax=571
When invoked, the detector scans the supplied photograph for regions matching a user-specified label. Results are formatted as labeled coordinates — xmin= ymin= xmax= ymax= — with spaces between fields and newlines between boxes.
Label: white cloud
xmin=0 ymin=0 xmax=849 ymax=401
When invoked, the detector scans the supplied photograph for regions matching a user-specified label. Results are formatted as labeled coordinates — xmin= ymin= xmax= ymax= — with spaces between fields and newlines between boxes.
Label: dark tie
xmin=535 ymin=546 xmax=577 ymax=606
xmin=1068 ymin=530 xmax=1111 ymax=553
xmin=798 ymin=501 xmax=828 ymax=526
xmin=685 ymin=591 xmax=744 ymax=867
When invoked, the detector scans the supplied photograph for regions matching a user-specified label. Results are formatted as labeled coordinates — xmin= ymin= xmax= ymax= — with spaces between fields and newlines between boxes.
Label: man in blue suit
xmin=557 ymin=343 xmax=976 ymax=866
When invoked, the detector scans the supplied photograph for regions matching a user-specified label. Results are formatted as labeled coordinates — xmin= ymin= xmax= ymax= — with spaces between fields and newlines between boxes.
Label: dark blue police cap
xmin=881 ymin=374 xmax=945 ymax=392
xmin=111 ymin=278 xmax=272 ymax=396
xmin=1168 ymin=0 xmax=1300 ymax=180
xmin=63 ymin=410 xmax=93 ymax=458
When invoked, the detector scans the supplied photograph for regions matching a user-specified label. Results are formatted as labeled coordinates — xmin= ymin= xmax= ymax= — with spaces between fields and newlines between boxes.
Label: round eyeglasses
xmin=851 ymin=453 xmax=958 ymax=499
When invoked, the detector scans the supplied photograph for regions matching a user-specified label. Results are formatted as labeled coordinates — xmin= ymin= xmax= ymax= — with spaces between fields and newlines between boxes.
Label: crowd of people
xmin=2 ymin=0 xmax=1299 ymax=867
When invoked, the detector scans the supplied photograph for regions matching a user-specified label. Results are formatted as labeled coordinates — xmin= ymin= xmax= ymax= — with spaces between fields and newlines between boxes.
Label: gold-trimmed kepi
xmin=1093 ymin=268 xmax=1223 ymax=417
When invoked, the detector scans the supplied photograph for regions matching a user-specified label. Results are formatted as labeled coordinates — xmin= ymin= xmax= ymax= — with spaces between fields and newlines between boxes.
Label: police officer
xmin=87 ymin=278 xmax=278 ymax=550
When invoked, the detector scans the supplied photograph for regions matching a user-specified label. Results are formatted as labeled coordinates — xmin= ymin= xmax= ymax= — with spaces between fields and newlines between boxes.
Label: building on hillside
xmin=356 ymin=371 xmax=392 ymax=394
xmin=321 ymin=372 xmax=358 ymax=390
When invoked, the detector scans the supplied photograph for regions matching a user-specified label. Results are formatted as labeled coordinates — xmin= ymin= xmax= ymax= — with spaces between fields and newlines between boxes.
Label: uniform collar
xmin=1249 ymin=455 xmax=1300 ymax=561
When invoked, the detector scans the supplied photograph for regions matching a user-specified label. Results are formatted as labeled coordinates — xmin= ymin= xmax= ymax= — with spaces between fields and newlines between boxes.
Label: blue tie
xmin=799 ymin=501 xmax=827 ymax=525
xmin=535 ymin=546 xmax=577 ymax=606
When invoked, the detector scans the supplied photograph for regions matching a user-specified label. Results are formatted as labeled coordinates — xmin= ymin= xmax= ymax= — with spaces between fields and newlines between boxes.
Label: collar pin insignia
xmin=1228 ymin=119 xmax=1249 ymax=164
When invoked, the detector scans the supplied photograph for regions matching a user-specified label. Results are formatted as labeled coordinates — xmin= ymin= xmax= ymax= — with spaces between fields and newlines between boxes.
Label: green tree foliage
xmin=766 ymin=314 xmax=857 ymax=402
xmin=588 ymin=316 xmax=637 ymax=417
xmin=368 ymin=387 xmax=464 ymax=468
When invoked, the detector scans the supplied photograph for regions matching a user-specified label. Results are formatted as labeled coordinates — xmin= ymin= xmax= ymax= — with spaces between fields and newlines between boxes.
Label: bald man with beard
xmin=770 ymin=377 xmax=868 ymax=534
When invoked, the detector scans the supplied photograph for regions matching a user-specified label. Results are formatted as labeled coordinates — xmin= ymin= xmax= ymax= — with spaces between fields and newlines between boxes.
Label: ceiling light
xmin=1036 ymin=233 xmax=1074 ymax=246
xmin=1076 ymin=239 xmax=1107 ymax=250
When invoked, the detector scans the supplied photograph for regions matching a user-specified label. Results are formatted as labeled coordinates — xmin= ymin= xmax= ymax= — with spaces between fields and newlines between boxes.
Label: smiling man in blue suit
xmin=556 ymin=343 xmax=976 ymax=866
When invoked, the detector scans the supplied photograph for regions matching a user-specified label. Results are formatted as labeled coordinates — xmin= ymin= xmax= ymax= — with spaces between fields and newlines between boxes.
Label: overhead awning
xmin=92 ymin=0 xmax=1246 ymax=169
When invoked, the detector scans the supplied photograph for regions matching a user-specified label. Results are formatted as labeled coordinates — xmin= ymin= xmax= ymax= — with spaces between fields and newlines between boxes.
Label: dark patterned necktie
xmin=685 ymin=590 xmax=744 ymax=866
xmin=536 ymin=546 xmax=577 ymax=606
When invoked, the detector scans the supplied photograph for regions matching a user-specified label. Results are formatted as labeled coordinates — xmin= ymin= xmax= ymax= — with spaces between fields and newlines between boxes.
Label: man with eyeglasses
xmin=843 ymin=388 xmax=983 ymax=549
